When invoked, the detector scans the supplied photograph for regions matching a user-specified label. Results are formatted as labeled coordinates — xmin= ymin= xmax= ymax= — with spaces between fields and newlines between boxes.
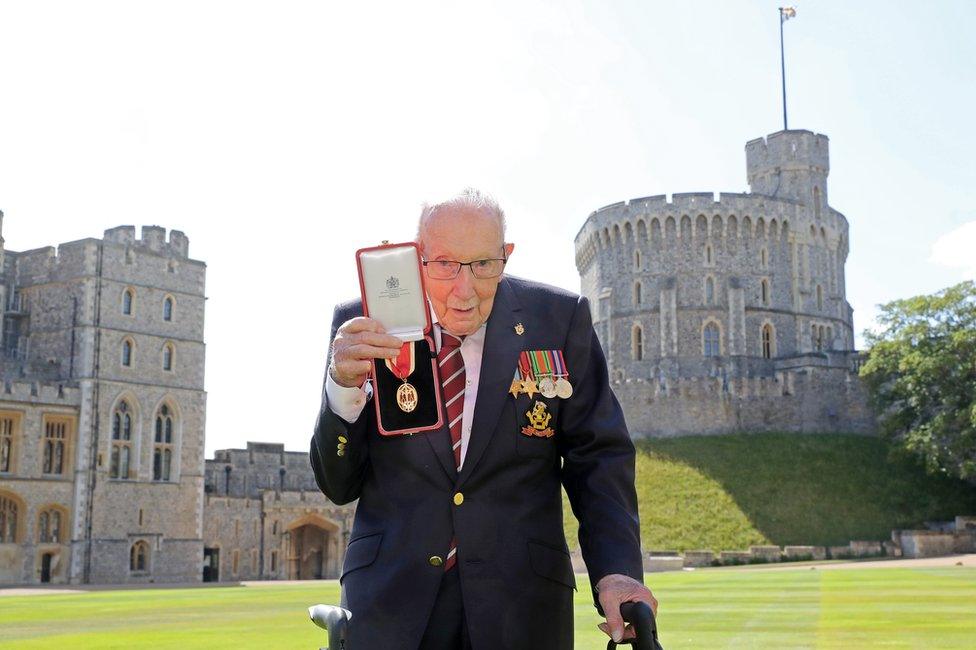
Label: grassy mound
xmin=564 ymin=432 xmax=976 ymax=551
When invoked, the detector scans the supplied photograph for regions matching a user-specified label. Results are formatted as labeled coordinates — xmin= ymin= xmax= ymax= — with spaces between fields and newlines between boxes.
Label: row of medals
xmin=398 ymin=372 xmax=574 ymax=413
xmin=511 ymin=373 xmax=573 ymax=400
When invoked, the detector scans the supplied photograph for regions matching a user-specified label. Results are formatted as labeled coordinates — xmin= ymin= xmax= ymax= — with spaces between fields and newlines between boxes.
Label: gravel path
xmin=695 ymin=553 xmax=976 ymax=572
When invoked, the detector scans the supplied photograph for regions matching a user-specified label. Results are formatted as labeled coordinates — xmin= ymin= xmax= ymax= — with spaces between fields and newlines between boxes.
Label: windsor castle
xmin=0 ymin=129 xmax=873 ymax=585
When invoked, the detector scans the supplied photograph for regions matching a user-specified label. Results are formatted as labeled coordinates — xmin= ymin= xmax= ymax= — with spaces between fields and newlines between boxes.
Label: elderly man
xmin=311 ymin=189 xmax=655 ymax=649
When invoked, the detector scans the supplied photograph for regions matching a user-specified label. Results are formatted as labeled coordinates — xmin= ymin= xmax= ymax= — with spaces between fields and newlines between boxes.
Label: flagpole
xmin=779 ymin=7 xmax=789 ymax=131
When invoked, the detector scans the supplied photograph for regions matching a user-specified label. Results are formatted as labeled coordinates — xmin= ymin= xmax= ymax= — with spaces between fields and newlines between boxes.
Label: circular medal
xmin=396 ymin=381 xmax=419 ymax=412
xmin=555 ymin=377 xmax=573 ymax=399
xmin=538 ymin=376 xmax=558 ymax=399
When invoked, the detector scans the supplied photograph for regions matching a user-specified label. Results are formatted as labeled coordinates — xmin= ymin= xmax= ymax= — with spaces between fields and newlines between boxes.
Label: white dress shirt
xmin=325 ymin=314 xmax=486 ymax=469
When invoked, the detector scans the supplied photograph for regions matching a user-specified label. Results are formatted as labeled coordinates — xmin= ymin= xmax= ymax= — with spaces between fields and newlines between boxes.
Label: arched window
xmin=633 ymin=281 xmax=642 ymax=306
xmin=38 ymin=507 xmax=63 ymax=543
xmin=130 ymin=540 xmax=149 ymax=572
xmin=826 ymin=326 xmax=833 ymax=351
xmin=122 ymin=288 xmax=134 ymax=315
xmin=817 ymin=285 xmax=823 ymax=311
xmin=760 ymin=247 xmax=767 ymax=268
xmin=163 ymin=296 xmax=174 ymax=322
xmin=632 ymin=325 xmax=644 ymax=361
xmin=42 ymin=418 xmax=70 ymax=476
xmin=762 ymin=324 xmax=774 ymax=359
xmin=0 ymin=492 xmax=19 ymax=543
xmin=163 ymin=343 xmax=174 ymax=372
xmin=122 ymin=339 xmax=133 ymax=367
xmin=813 ymin=186 xmax=822 ymax=219
xmin=703 ymin=322 xmax=720 ymax=357
xmin=633 ymin=250 xmax=641 ymax=271
xmin=1 ymin=414 xmax=16 ymax=473
xmin=812 ymin=324 xmax=826 ymax=352
xmin=761 ymin=279 xmax=770 ymax=306
xmin=705 ymin=244 xmax=713 ymax=265
xmin=153 ymin=404 xmax=174 ymax=481
xmin=111 ymin=401 xmax=133 ymax=479
xmin=705 ymin=276 xmax=715 ymax=305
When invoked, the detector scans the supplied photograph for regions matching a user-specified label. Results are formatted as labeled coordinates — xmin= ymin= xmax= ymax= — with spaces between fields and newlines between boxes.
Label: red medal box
xmin=356 ymin=241 xmax=444 ymax=436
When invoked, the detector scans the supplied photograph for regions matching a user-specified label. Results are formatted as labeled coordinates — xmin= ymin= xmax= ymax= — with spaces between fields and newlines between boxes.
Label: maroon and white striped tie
xmin=438 ymin=331 xmax=465 ymax=571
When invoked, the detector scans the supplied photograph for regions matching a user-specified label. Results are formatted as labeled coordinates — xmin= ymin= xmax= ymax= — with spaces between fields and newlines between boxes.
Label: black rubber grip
xmin=605 ymin=601 xmax=662 ymax=650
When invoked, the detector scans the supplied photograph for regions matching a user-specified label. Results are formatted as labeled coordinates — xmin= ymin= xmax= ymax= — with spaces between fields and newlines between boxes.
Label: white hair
xmin=416 ymin=187 xmax=506 ymax=248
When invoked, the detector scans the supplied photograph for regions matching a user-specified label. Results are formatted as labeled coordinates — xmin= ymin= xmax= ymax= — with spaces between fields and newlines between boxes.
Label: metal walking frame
xmin=308 ymin=600 xmax=663 ymax=649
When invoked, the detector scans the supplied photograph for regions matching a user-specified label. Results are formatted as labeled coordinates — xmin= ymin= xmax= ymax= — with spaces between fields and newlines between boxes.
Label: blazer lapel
xmin=458 ymin=278 xmax=522 ymax=487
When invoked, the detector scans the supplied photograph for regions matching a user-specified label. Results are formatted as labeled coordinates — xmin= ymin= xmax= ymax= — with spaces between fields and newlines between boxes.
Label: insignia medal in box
xmin=356 ymin=242 xmax=443 ymax=436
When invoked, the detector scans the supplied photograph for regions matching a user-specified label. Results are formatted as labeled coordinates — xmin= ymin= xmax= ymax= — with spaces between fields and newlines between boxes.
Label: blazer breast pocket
xmin=514 ymin=395 xmax=559 ymax=459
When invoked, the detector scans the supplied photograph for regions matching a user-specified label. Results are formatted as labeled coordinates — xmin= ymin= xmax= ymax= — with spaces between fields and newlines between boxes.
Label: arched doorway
xmin=284 ymin=514 xmax=341 ymax=580
xmin=40 ymin=553 xmax=54 ymax=583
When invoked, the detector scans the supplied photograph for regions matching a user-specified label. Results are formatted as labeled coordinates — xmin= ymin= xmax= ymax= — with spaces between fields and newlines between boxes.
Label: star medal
xmin=553 ymin=349 xmax=573 ymax=399
xmin=531 ymin=350 xmax=558 ymax=398
xmin=509 ymin=369 xmax=523 ymax=398
xmin=386 ymin=341 xmax=419 ymax=412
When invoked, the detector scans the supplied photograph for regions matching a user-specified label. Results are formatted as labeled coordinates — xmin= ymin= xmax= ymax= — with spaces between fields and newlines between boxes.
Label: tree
xmin=860 ymin=280 xmax=976 ymax=481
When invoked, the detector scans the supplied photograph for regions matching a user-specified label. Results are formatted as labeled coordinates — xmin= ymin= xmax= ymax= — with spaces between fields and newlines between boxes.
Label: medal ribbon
xmin=552 ymin=349 xmax=568 ymax=378
xmin=529 ymin=350 xmax=553 ymax=380
xmin=518 ymin=351 xmax=534 ymax=381
xmin=385 ymin=341 xmax=415 ymax=380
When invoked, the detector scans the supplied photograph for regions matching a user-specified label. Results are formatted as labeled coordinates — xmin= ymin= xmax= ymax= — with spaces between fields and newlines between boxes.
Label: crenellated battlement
xmin=5 ymin=224 xmax=196 ymax=285
xmin=1 ymin=378 xmax=81 ymax=406
xmin=8 ymin=239 xmax=100 ymax=282
xmin=746 ymin=130 xmax=829 ymax=174
xmin=103 ymin=225 xmax=190 ymax=258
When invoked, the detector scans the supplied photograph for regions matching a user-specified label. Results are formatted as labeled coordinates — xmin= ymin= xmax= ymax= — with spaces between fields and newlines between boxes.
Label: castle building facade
xmin=574 ymin=130 xmax=875 ymax=435
xmin=202 ymin=442 xmax=354 ymax=582
xmin=0 ymin=218 xmax=351 ymax=587
xmin=0 ymin=219 xmax=207 ymax=585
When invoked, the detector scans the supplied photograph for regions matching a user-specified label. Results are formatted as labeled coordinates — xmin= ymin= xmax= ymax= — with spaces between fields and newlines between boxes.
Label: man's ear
xmin=504 ymin=242 xmax=515 ymax=258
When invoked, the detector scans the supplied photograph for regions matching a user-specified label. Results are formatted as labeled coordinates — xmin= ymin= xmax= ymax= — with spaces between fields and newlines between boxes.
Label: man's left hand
xmin=595 ymin=573 xmax=658 ymax=644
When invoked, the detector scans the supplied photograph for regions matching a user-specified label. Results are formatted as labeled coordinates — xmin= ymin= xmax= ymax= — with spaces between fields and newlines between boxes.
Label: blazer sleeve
xmin=309 ymin=302 xmax=372 ymax=505
xmin=557 ymin=295 xmax=644 ymax=601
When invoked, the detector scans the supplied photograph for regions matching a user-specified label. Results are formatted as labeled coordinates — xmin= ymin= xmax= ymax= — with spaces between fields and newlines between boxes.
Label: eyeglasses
xmin=422 ymin=256 xmax=508 ymax=280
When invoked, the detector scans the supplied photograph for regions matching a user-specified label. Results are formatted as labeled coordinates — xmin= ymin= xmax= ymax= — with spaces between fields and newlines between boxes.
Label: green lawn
xmin=566 ymin=433 xmax=976 ymax=551
xmin=3 ymin=566 xmax=975 ymax=649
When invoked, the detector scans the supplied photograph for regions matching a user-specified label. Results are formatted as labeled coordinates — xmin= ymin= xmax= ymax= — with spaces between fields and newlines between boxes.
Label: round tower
xmin=573 ymin=129 xmax=867 ymax=437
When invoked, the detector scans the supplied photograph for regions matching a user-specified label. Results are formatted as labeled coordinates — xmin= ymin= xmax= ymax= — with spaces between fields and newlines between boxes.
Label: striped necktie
xmin=438 ymin=330 xmax=465 ymax=571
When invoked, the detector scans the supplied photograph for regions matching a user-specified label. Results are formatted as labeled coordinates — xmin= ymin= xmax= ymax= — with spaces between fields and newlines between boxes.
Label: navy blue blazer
xmin=310 ymin=276 xmax=643 ymax=650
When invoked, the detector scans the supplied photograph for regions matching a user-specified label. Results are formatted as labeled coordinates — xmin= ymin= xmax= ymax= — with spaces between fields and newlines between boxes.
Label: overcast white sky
xmin=1 ymin=1 xmax=973 ymax=455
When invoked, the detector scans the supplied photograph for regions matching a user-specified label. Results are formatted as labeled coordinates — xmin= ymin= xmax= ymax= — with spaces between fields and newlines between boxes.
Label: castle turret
xmin=746 ymin=130 xmax=829 ymax=218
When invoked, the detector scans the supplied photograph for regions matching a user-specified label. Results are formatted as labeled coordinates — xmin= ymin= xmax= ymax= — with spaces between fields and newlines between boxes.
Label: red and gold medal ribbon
xmin=385 ymin=341 xmax=416 ymax=380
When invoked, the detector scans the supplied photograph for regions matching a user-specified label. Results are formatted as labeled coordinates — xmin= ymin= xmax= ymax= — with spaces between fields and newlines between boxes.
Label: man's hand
xmin=329 ymin=317 xmax=403 ymax=388
xmin=595 ymin=573 xmax=658 ymax=644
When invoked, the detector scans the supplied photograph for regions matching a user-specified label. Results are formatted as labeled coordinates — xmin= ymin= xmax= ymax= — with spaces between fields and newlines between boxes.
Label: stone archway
xmin=284 ymin=513 xmax=341 ymax=580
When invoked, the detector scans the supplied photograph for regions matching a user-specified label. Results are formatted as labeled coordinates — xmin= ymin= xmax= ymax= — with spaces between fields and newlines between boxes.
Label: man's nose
xmin=451 ymin=265 xmax=477 ymax=296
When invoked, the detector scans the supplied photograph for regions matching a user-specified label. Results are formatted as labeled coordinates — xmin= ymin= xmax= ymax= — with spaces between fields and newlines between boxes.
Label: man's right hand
xmin=329 ymin=317 xmax=404 ymax=388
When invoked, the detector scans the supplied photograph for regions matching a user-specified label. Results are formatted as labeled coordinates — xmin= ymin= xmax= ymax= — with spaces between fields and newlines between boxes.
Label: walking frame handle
xmin=606 ymin=601 xmax=664 ymax=650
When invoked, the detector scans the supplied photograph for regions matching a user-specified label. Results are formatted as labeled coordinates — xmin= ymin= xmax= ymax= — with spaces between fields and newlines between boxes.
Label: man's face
xmin=420 ymin=206 xmax=515 ymax=337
